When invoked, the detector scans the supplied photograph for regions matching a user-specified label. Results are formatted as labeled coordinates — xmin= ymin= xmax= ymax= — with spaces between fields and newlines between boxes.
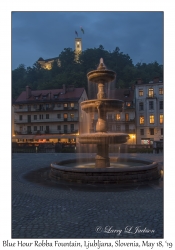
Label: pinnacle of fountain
xmin=97 ymin=58 xmax=106 ymax=70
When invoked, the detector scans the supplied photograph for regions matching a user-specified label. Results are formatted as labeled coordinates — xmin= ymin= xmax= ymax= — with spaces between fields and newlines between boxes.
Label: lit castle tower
xmin=74 ymin=37 xmax=82 ymax=62
xmin=74 ymin=27 xmax=84 ymax=62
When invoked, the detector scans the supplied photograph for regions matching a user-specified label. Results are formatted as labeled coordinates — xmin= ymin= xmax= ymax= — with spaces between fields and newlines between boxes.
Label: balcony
xmin=14 ymin=129 xmax=79 ymax=135
xmin=14 ymin=117 xmax=79 ymax=124
xmin=146 ymin=94 xmax=157 ymax=99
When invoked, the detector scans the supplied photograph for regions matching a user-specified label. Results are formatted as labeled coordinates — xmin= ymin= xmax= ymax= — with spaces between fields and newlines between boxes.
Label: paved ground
xmin=12 ymin=153 xmax=163 ymax=239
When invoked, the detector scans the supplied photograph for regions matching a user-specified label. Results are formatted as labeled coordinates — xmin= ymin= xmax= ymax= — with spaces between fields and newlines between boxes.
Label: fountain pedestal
xmin=95 ymin=144 xmax=110 ymax=168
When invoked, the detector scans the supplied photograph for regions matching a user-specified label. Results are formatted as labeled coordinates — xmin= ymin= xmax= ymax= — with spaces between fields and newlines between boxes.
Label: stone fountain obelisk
xmin=79 ymin=58 xmax=129 ymax=168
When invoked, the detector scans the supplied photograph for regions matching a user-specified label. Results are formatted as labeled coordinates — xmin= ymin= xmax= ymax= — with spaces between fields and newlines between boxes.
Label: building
xmin=107 ymin=88 xmax=136 ymax=144
xmin=38 ymin=38 xmax=82 ymax=69
xmin=13 ymin=85 xmax=88 ymax=145
xmin=135 ymin=77 xmax=163 ymax=145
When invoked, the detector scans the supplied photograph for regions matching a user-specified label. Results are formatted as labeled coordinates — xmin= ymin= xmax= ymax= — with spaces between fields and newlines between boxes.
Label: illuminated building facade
xmin=13 ymin=85 xmax=88 ymax=144
xmin=135 ymin=77 xmax=163 ymax=144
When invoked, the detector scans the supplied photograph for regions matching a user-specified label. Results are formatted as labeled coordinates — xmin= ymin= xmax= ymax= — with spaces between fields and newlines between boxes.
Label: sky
xmin=12 ymin=11 xmax=163 ymax=70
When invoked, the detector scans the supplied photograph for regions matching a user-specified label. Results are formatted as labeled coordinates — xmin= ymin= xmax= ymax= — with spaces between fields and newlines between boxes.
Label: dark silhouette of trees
xmin=12 ymin=46 xmax=163 ymax=99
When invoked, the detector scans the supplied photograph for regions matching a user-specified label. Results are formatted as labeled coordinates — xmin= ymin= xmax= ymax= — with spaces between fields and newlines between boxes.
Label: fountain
xmin=50 ymin=59 xmax=161 ymax=184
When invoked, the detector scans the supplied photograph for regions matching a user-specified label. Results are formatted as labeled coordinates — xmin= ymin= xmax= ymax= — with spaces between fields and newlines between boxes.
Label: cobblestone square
xmin=12 ymin=153 xmax=163 ymax=239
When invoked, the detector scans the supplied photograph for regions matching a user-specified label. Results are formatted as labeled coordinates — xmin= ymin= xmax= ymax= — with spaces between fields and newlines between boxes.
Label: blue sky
xmin=12 ymin=11 xmax=163 ymax=69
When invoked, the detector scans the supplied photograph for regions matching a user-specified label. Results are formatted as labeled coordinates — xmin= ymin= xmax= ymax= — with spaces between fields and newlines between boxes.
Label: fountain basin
xmin=81 ymin=99 xmax=123 ymax=113
xmin=50 ymin=157 xmax=161 ymax=184
xmin=78 ymin=133 xmax=129 ymax=144
xmin=87 ymin=69 xmax=116 ymax=83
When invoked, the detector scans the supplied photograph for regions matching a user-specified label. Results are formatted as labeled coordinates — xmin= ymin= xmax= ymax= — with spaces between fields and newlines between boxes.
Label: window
xmin=140 ymin=116 xmax=144 ymax=124
xmin=34 ymin=126 xmax=37 ymax=131
xmin=64 ymin=125 xmax=68 ymax=133
xmin=46 ymin=104 xmax=49 ymax=109
xmin=28 ymin=105 xmax=31 ymax=111
xmin=159 ymin=101 xmax=163 ymax=110
xmin=40 ymin=126 xmax=43 ymax=131
xmin=46 ymin=126 xmax=49 ymax=132
xmin=139 ymin=89 xmax=143 ymax=96
xmin=125 ymin=113 xmax=129 ymax=121
xmin=148 ymin=88 xmax=154 ymax=97
xmin=34 ymin=115 xmax=37 ymax=120
xmin=33 ymin=104 xmax=37 ymax=109
xmin=64 ymin=113 xmax=68 ymax=120
xmin=139 ymin=102 xmax=144 ymax=111
xmin=70 ymin=103 xmax=75 ymax=108
xmin=19 ymin=115 xmax=23 ymax=121
xmin=19 ymin=105 xmax=22 ymax=109
xmin=39 ymin=114 xmax=43 ymax=119
xmin=64 ymin=103 xmax=68 ymax=109
xmin=140 ymin=129 xmax=144 ymax=135
xmin=54 ymin=95 xmax=58 ymax=99
xmin=46 ymin=114 xmax=49 ymax=119
xmin=57 ymin=114 xmax=61 ymax=119
xmin=70 ymin=113 xmax=74 ymax=120
xmin=70 ymin=124 xmax=74 ymax=132
xmin=126 ymin=102 xmax=131 ymax=107
xmin=160 ymin=114 xmax=163 ymax=124
xmin=125 ymin=124 xmax=129 ymax=132
xmin=149 ymin=115 xmax=154 ymax=124
xmin=149 ymin=101 xmax=154 ymax=110
xmin=57 ymin=103 xmax=61 ymax=108
xmin=116 ymin=114 xmax=120 ymax=120
xmin=150 ymin=128 xmax=154 ymax=135
xmin=116 ymin=125 xmax=121 ymax=131
xmin=27 ymin=126 xmax=31 ymax=133
xmin=161 ymin=128 xmax=163 ymax=135
xmin=159 ymin=88 xmax=163 ymax=95
xmin=57 ymin=125 xmax=61 ymax=130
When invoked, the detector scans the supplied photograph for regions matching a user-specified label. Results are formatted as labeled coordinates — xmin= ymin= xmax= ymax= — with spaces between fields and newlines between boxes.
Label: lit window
xmin=149 ymin=115 xmax=154 ymax=124
xmin=70 ymin=113 xmax=74 ymax=120
xmin=139 ymin=89 xmax=143 ymax=96
xmin=64 ymin=113 xmax=68 ymax=119
xmin=140 ymin=116 xmax=144 ymax=124
xmin=116 ymin=114 xmax=120 ymax=120
xmin=160 ymin=114 xmax=163 ymax=124
xmin=148 ymin=88 xmax=154 ymax=97
xmin=125 ymin=113 xmax=129 ymax=121
xmin=126 ymin=102 xmax=131 ymax=107
xmin=70 ymin=103 xmax=75 ymax=108
xmin=159 ymin=88 xmax=163 ymax=95
xmin=64 ymin=103 xmax=68 ymax=108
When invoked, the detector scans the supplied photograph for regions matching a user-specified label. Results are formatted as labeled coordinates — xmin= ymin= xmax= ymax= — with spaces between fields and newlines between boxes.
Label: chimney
xmin=153 ymin=76 xmax=159 ymax=83
xmin=137 ymin=78 xmax=142 ymax=84
xmin=63 ymin=84 xmax=66 ymax=94
xmin=26 ymin=86 xmax=31 ymax=99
